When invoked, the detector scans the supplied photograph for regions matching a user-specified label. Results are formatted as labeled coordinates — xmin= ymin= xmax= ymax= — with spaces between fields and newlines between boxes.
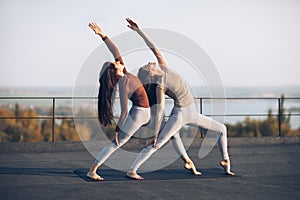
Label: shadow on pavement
xmin=74 ymin=168 xmax=241 ymax=182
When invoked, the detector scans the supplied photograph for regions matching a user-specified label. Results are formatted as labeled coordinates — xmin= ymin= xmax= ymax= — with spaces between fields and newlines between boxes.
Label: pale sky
xmin=0 ymin=0 xmax=299 ymax=87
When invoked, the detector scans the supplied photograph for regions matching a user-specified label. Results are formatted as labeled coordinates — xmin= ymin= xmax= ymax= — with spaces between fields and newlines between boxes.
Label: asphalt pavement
xmin=0 ymin=137 xmax=299 ymax=200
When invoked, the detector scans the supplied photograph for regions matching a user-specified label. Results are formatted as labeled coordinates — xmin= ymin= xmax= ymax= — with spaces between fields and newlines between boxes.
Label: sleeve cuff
xmin=115 ymin=125 xmax=120 ymax=132
xmin=102 ymin=35 xmax=108 ymax=41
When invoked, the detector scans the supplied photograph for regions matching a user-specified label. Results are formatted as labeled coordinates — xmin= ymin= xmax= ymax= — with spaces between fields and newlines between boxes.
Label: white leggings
xmin=130 ymin=103 xmax=230 ymax=171
xmin=145 ymin=115 xmax=189 ymax=159
xmin=95 ymin=106 xmax=150 ymax=166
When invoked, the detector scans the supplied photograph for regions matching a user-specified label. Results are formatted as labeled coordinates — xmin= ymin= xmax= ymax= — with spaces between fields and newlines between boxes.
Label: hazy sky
xmin=0 ymin=0 xmax=299 ymax=87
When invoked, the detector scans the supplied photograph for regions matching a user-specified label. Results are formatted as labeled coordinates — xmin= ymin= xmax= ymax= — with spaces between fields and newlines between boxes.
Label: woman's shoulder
xmin=127 ymin=72 xmax=145 ymax=86
xmin=121 ymin=72 xmax=141 ymax=85
xmin=125 ymin=72 xmax=140 ymax=81
xmin=125 ymin=72 xmax=137 ymax=77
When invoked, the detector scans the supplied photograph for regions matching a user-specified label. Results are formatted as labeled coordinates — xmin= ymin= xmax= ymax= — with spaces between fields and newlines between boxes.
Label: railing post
xmin=278 ymin=98 xmax=282 ymax=137
xmin=52 ymin=98 xmax=55 ymax=142
xmin=200 ymin=98 xmax=203 ymax=138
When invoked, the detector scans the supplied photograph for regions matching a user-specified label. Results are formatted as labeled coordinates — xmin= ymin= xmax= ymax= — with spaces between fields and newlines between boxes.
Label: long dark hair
xmin=98 ymin=62 xmax=119 ymax=126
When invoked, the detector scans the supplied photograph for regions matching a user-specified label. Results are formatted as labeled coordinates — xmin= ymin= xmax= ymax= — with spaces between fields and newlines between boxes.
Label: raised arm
xmin=88 ymin=22 xmax=125 ymax=66
xmin=126 ymin=18 xmax=168 ymax=69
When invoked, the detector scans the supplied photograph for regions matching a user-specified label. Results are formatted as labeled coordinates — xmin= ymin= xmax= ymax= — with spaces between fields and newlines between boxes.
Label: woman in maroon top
xmin=86 ymin=23 xmax=151 ymax=181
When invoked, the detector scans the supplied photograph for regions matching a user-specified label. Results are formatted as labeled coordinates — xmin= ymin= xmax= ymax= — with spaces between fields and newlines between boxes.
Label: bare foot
xmin=220 ymin=160 xmax=235 ymax=176
xmin=184 ymin=161 xmax=202 ymax=175
xmin=87 ymin=171 xmax=104 ymax=181
xmin=126 ymin=171 xmax=144 ymax=180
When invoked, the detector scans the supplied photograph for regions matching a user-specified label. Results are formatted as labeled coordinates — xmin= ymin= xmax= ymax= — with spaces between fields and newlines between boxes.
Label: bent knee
xmin=220 ymin=124 xmax=227 ymax=135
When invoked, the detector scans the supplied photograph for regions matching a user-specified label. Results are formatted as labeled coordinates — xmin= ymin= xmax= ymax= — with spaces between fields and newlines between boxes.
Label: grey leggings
xmin=95 ymin=106 xmax=150 ymax=165
xmin=130 ymin=103 xmax=230 ymax=171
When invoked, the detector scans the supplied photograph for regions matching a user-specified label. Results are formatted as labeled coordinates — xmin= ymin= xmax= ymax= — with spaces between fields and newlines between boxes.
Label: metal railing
xmin=0 ymin=96 xmax=299 ymax=142
xmin=198 ymin=97 xmax=300 ymax=137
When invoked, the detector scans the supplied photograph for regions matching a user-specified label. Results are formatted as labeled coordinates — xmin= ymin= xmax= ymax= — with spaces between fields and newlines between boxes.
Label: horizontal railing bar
xmin=0 ymin=116 xmax=96 ymax=120
xmin=1 ymin=96 xmax=300 ymax=100
xmin=199 ymin=97 xmax=300 ymax=100
xmin=0 ymin=116 xmax=53 ymax=119
xmin=1 ymin=113 xmax=299 ymax=120
xmin=0 ymin=97 xmax=98 ymax=100
xmin=204 ymin=114 xmax=300 ymax=117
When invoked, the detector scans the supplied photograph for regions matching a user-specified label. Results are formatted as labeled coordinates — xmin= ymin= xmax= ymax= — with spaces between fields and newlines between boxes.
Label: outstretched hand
xmin=88 ymin=22 xmax=105 ymax=37
xmin=153 ymin=137 xmax=157 ymax=148
xmin=145 ymin=137 xmax=158 ymax=148
xmin=126 ymin=17 xmax=140 ymax=31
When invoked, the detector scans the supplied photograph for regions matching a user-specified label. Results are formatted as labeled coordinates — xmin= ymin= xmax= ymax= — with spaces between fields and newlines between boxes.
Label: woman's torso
xmin=120 ymin=72 xmax=150 ymax=108
xmin=160 ymin=68 xmax=194 ymax=107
